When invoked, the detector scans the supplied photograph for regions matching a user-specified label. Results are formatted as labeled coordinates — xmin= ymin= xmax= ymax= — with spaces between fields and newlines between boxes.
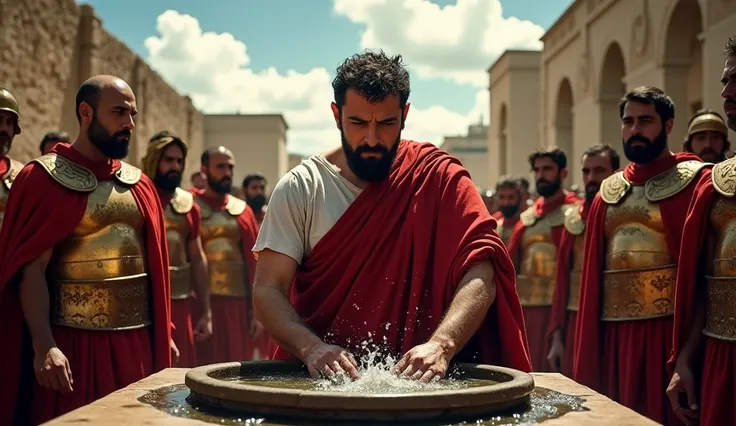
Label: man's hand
xmin=193 ymin=312 xmax=213 ymax=342
xmin=304 ymin=342 xmax=360 ymax=380
xmin=547 ymin=330 xmax=564 ymax=372
xmin=170 ymin=339 xmax=180 ymax=367
xmin=666 ymin=359 xmax=699 ymax=426
xmin=34 ymin=347 xmax=73 ymax=393
xmin=249 ymin=319 xmax=263 ymax=338
xmin=392 ymin=341 xmax=450 ymax=383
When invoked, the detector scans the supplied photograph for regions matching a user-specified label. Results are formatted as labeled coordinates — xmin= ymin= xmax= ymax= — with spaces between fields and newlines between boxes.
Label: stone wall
xmin=0 ymin=0 xmax=204 ymax=174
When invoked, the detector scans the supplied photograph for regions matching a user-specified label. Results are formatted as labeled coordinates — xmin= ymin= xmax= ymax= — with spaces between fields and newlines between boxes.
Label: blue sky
xmin=78 ymin=0 xmax=572 ymax=156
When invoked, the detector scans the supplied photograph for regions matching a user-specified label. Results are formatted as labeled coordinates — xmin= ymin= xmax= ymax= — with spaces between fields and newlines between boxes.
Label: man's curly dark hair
xmin=332 ymin=50 xmax=411 ymax=110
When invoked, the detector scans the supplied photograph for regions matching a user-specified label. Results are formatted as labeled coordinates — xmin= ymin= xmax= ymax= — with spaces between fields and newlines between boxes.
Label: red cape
xmin=273 ymin=140 xmax=531 ymax=371
xmin=506 ymin=192 xmax=581 ymax=265
xmin=667 ymin=168 xmax=715 ymax=375
xmin=573 ymin=152 xmax=705 ymax=390
xmin=0 ymin=144 xmax=172 ymax=424
xmin=548 ymin=201 xmax=587 ymax=339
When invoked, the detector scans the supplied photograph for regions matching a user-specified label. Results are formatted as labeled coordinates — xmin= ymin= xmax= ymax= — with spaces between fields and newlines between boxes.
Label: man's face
xmin=331 ymin=89 xmax=408 ymax=182
xmin=620 ymin=101 xmax=670 ymax=164
xmin=582 ymin=153 xmax=615 ymax=205
xmin=86 ymin=84 xmax=137 ymax=159
xmin=0 ymin=110 xmax=18 ymax=156
xmin=533 ymin=157 xmax=564 ymax=198
xmin=496 ymin=187 xmax=521 ymax=218
xmin=690 ymin=130 xmax=726 ymax=162
xmin=721 ymin=56 xmax=736 ymax=131
xmin=245 ymin=178 xmax=267 ymax=211
xmin=203 ymin=152 xmax=234 ymax=195
xmin=155 ymin=144 xmax=184 ymax=191
xmin=191 ymin=173 xmax=206 ymax=189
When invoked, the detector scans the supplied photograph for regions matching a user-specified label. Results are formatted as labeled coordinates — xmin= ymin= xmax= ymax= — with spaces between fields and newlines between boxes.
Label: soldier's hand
xmin=666 ymin=360 xmax=699 ymax=426
xmin=546 ymin=330 xmax=564 ymax=372
xmin=193 ymin=312 xmax=213 ymax=341
xmin=34 ymin=347 xmax=73 ymax=393
xmin=170 ymin=339 xmax=180 ymax=366
xmin=304 ymin=342 xmax=360 ymax=381
xmin=392 ymin=340 xmax=449 ymax=383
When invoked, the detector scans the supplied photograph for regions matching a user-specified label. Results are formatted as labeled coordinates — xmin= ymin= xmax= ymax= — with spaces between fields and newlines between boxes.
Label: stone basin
xmin=184 ymin=360 xmax=535 ymax=422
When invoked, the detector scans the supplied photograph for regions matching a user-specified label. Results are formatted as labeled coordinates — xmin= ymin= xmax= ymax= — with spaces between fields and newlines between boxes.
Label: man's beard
xmin=622 ymin=128 xmax=667 ymax=164
xmin=246 ymin=194 xmax=267 ymax=212
xmin=154 ymin=170 xmax=182 ymax=192
xmin=341 ymin=130 xmax=399 ymax=182
xmin=696 ymin=148 xmax=724 ymax=163
xmin=725 ymin=98 xmax=736 ymax=131
xmin=536 ymin=177 xmax=562 ymax=198
xmin=0 ymin=131 xmax=12 ymax=157
xmin=585 ymin=181 xmax=601 ymax=206
xmin=499 ymin=204 xmax=520 ymax=218
xmin=89 ymin=115 xmax=130 ymax=159
xmin=208 ymin=175 xmax=232 ymax=195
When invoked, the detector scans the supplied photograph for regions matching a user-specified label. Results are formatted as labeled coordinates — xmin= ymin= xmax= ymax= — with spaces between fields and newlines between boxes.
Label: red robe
xmin=0 ymin=144 xmax=171 ymax=425
xmin=194 ymin=191 xmax=272 ymax=363
xmin=547 ymin=200 xmax=587 ymax=377
xmin=272 ymin=140 xmax=531 ymax=372
xmin=668 ymin=167 xmax=735 ymax=426
xmin=573 ymin=152 xmax=704 ymax=425
xmin=160 ymin=191 xmax=202 ymax=368
xmin=506 ymin=192 xmax=581 ymax=372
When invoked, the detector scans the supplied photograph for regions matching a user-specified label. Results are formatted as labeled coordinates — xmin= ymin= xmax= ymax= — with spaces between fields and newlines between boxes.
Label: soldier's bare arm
xmin=188 ymin=235 xmax=212 ymax=340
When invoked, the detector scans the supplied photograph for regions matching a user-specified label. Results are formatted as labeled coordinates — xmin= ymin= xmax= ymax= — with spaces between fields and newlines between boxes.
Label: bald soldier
xmin=0 ymin=88 xmax=25 ymax=227
xmin=192 ymin=146 xmax=266 ymax=363
xmin=0 ymin=75 xmax=174 ymax=424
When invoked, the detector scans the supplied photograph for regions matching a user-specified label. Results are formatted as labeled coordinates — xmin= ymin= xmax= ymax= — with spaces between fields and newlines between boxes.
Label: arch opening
xmin=598 ymin=42 xmax=626 ymax=150
xmin=498 ymin=103 xmax=508 ymax=176
xmin=555 ymin=78 xmax=574 ymax=162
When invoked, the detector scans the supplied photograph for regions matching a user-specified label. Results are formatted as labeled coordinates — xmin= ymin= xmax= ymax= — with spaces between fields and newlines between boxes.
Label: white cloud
xmin=143 ymin=10 xmax=489 ymax=157
xmin=332 ymin=0 xmax=544 ymax=86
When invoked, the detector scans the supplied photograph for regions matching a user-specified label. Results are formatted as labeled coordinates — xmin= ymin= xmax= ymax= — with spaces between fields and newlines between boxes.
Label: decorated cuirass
xmin=164 ymin=187 xmax=194 ymax=299
xmin=564 ymin=205 xmax=585 ymax=311
xmin=31 ymin=154 xmax=150 ymax=330
xmin=0 ymin=157 xmax=23 ymax=228
xmin=515 ymin=202 xmax=576 ymax=306
xmin=196 ymin=194 xmax=249 ymax=297
xmin=599 ymin=161 xmax=707 ymax=321
xmin=704 ymin=157 xmax=736 ymax=341
xmin=495 ymin=217 xmax=515 ymax=246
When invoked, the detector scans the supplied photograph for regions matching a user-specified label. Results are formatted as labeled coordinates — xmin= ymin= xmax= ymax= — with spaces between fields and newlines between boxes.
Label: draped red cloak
xmin=573 ymin=152 xmax=705 ymax=425
xmin=668 ymin=168 xmax=736 ymax=426
xmin=272 ymin=140 xmax=531 ymax=372
xmin=193 ymin=192 xmax=272 ymax=362
xmin=547 ymin=200 xmax=587 ymax=377
xmin=0 ymin=144 xmax=171 ymax=425
xmin=505 ymin=192 xmax=580 ymax=372
xmin=159 ymin=191 xmax=202 ymax=367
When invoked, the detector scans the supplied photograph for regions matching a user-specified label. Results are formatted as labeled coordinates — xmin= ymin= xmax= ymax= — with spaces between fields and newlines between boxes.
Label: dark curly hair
xmin=528 ymin=147 xmax=567 ymax=171
xmin=332 ymin=50 xmax=411 ymax=110
xmin=618 ymin=86 xmax=675 ymax=123
xmin=724 ymin=35 xmax=736 ymax=58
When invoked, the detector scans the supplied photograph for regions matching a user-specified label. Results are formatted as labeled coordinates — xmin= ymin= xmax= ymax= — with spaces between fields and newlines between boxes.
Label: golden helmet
xmin=0 ymin=88 xmax=21 ymax=134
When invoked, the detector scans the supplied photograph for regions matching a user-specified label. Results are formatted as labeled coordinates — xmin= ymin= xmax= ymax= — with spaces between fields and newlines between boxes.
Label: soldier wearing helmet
xmin=0 ymin=87 xmax=25 ymax=227
xmin=683 ymin=109 xmax=731 ymax=163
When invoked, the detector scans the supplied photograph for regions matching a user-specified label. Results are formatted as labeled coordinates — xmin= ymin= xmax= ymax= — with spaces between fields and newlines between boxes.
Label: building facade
xmin=489 ymin=0 xmax=736 ymax=186
xmin=441 ymin=123 xmax=490 ymax=189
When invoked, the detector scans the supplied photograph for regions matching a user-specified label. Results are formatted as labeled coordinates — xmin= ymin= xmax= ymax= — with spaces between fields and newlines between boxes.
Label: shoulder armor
xmin=564 ymin=204 xmax=585 ymax=235
xmin=645 ymin=160 xmax=709 ymax=202
xmin=519 ymin=206 xmax=537 ymax=227
xmin=712 ymin=156 xmax=736 ymax=197
xmin=30 ymin=153 xmax=97 ymax=192
xmin=225 ymin=195 xmax=247 ymax=216
xmin=114 ymin=161 xmax=142 ymax=185
xmin=600 ymin=172 xmax=631 ymax=204
xmin=2 ymin=158 xmax=23 ymax=190
xmin=170 ymin=187 xmax=194 ymax=214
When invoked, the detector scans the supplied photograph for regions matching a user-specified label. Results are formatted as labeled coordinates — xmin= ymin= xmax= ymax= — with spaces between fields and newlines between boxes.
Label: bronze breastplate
xmin=51 ymin=180 xmax=150 ymax=330
xmin=164 ymin=203 xmax=193 ymax=299
xmin=602 ymin=185 xmax=676 ymax=320
xmin=567 ymin=234 xmax=585 ymax=311
xmin=199 ymin=204 xmax=248 ymax=297
xmin=516 ymin=208 xmax=565 ymax=307
xmin=704 ymin=196 xmax=736 ymax=341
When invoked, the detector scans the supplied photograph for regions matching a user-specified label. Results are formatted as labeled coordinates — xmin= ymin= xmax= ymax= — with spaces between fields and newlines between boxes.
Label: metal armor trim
xmin=114 ymin=161 xmax=142 ymax=185
xmin=225 ymin=195 xmax=247 ymax=216
xmin=712 ymin=156 xmax=736 ymax=197
xmin=2 ymin=158 xmax=23 ymax=190
xmin=171 ymin=187 xmax=194 ymax=214
xmin=644 ymin=160 xmax=709 ymax=202
xmin=31 ymin=153 xmax=97 ymax=192
xmin=519 ymin=207 xmax=537 ymax=227
xmin=600 ymin=172 xmax=631 ymax=205
xmin=563 ymin=204 xmax=585 ymax=235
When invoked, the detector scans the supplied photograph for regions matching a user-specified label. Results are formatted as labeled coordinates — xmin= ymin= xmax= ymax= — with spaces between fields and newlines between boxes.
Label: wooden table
xmin=44 ymin=368 xmax=659 ymax=425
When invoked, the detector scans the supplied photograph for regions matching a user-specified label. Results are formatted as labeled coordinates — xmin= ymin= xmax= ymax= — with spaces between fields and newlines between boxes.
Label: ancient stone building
xmin=489 ymin=0 xmax=736 ymax=186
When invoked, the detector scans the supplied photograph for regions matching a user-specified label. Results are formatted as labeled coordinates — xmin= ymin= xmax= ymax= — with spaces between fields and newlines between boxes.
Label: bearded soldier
xmin=0 ymin=75 xmax=174 ymax=424
xmin=192 ymin=146 xmax=268 ymax=363
xmin=142 ymin=132 xmax=212 ymax=367
xmin=682 ymin=109 xmax=730 ymax=163
xmin=573 ymin=86 xmax=708 ymax=425
xmin=506 ymin=148 xmax=581 ymax=372
xmin=493 ymin=176 xmax=522 ymax=246
xmin=0 ymin=88 xmax=25 ymax=227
